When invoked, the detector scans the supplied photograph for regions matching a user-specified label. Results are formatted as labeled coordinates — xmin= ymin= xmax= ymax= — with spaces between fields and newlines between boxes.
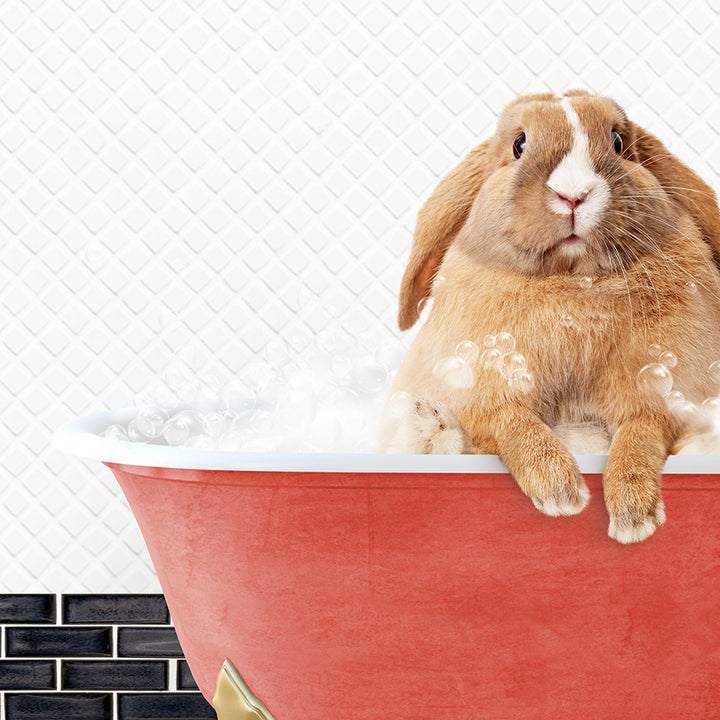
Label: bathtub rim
xmin=52 ymin=407 xmax=720 ymax=475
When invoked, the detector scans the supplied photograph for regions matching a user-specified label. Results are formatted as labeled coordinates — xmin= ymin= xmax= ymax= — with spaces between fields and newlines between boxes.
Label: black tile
xmin=177 ymin=660 xmax=199 ymax=690
xmin=6 ymin=627 xmax=113 ymax=657
xmin=6 ymin=693 xmax=112 ymax=720
xmin=118 ymin=627 xmax=184 ymax=657
xmin=118 ymin=693 xmax=217 ymax=719
xmin=63 ymin=594 xmax=169 ymax=625
xmin=0 ymin=661 xmax=56 ymax=690
xmin=0 ymin=595 xmax=56 ymax=624
xmin=62 ymin=660 xmax=168 ymax=690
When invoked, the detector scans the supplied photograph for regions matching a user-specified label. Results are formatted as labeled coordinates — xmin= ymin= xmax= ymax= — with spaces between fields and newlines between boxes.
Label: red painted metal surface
xmin=107 ymin=464 xmax=720 ymax=719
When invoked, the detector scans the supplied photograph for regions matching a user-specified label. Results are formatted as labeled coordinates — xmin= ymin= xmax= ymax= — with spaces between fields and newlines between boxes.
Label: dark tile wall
xmin=0 ymin=594 xmax=217 ymax=720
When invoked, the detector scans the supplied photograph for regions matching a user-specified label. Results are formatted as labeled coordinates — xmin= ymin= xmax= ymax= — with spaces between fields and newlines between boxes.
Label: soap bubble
xmin=193 ymin=376 xmax=221 ymax=415
xmin=375 ymin=338 xmax=407 ymax=371
xmin=665 ymin=390 xmax=685 ymax=410
xmin=666 ymin=391 xmax=699 ymax=423
xmin=701 ymin=397 xmax=720 ymax=432
xmin=709 ymin=360 xmax=720 ymax=384
xmin=500 ymin=351 xmax=526 ymax=378
xmin=264 ymin=338 xmax=291 ymax=370
xmin=147 ymin=380 xmax=178 ymax=410
xmin=316 ymin=329 xmax=343 ymax=354
xmin=648 ymin=344 xmax=662 ymax=357
xmin=685 ymin=281 xmax=697 ymax=294
xmin=330 ymin=354 xmax=352 ymax=379
xmin=353 ymin=358 xmax=389 ymax=395
xmin=433 ymin=356 xmax=474 ymax=388
xmin=134 ymin=406 xmax=169 ymax=439
xmin=201 ymin=410 xmax=232 ymax=438
xmin=358 ymin=330 xmax=384 ymax=353
xmin=417 ymin=296 xmax=433 ymax=318
xmin=560 ymin=314 xmax=573 ymax=328
xmin=456 ymin=340 xmax=479 ymax=364
xmin=103 ymin=424 xmax=129 ymax=441
xmin=509 ymin=368 xmax=535 ymax=394
xmin=127 ymin=419 xmax=151 ymax=443
xmin=220 ymin=379 xmax=256 ymax=412
xmin=244 ymin=361 xmax=276 ymax=393
xmin=637 ymin=363 xmax=673 ymax=397
xmin=659 ymin=351 xmax=677 ymax=369
xmin=480 ymin=348 xmax=502 ymax=370
xmin=250 ymin=408 xmax=274 ymax=435
xmin=496 ymin=332 xmax=515 ymax=354
xmin=483 ymin=334 xmax=497 ymax=348
xmin=286 ymin=332 xmax=312 ymax=359
xmin=388 ymin=391 xmax=413 ymax=416
xmin=580 ymin=276 xmax=593 ymax=290
xmin=163 ymin=411 xmax=202 ymax=446
xmin=164 ymin=359 xmax=199 ymax=398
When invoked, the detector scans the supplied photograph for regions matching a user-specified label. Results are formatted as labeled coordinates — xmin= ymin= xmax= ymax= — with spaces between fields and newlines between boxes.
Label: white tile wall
xmin=2 ymin=0 xmax=720 ymax=591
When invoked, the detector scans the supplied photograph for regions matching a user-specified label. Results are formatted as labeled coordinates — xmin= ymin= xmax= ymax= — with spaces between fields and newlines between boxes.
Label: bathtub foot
xmin=213 ymin=659 xmax=275 ymax=720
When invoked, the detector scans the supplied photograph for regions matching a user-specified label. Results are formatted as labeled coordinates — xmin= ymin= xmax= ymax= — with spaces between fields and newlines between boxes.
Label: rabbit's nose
xmin=556 ymin=190 xmax=591 ymax=209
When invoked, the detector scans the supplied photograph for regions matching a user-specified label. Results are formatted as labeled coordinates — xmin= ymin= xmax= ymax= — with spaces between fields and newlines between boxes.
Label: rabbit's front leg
xmin=468 ymin=406 xmax=590 ymax=517
xmin=603 ymin=413 xmax=676 ymax=544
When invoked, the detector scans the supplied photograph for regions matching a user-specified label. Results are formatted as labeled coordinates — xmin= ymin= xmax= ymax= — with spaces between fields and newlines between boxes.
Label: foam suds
xmin=106 ymin=331 xmax=408 ymax=453
xmin=105 ymin=327 xmax=720 ymax=454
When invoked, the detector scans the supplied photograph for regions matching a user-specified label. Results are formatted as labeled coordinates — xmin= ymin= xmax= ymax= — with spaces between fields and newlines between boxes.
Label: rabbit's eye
xmin=513 ymin=133 xmax=526 ymax=159
xmin=612 ymin=130 xmax=623 ymax=154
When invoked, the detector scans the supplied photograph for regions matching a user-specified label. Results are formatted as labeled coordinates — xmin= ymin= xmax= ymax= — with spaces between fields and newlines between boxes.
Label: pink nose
xmin=556 ymin=190 xmax=590 ymax=209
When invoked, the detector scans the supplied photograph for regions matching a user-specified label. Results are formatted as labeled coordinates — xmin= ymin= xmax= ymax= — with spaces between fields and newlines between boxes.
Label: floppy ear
xmin=629 ymin=123 xmax=720 ymax=268
xmin=398 ymin=140 xmax=493 ymax=331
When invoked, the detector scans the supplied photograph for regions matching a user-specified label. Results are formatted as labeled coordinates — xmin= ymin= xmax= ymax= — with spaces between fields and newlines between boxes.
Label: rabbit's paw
xmin=608 ymin=500 xmax=666 ymax=544
xmin=529 ymin=474 xmax=590 ymax=517
xmin=390 ymin=397 xmax=473 ymax=454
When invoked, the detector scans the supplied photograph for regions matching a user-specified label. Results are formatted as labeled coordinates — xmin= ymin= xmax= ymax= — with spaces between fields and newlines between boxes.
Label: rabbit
xmin=380 ymin=89 xmax=720 ymax=544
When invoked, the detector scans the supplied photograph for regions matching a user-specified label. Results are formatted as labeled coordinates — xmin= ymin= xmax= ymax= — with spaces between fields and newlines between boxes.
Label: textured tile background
xmin=2 ymin=0 xmax=720 ymax=592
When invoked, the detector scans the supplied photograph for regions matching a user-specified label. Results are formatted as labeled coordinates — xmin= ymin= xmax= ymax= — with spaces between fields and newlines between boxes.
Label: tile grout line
xmin=112 ymin=620 xmax=119 ymax=720
xmin=1 ymin=619 xmax=3 ymax=720
xmin=57 ymin=593 xmax=62 ymax=695
xmin=168 ymin=658 xmax=178 ymax=692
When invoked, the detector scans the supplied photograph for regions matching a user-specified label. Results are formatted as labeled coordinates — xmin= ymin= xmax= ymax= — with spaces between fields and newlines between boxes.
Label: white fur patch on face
xmin=546 ymin=98 xmax=610 ymax=237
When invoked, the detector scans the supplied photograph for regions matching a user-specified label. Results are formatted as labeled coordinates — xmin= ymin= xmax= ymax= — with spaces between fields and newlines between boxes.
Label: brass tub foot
xmin=213 ymin=659 xmax=276 ymax=720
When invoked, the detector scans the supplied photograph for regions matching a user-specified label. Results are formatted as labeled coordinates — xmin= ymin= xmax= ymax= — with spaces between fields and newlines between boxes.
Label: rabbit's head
xmin=398 ymin=90 xmax=720 ymax=330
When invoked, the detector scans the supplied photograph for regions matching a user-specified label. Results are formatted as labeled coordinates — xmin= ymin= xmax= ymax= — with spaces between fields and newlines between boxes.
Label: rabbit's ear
xmin=398 ymin=140 xmax=492 ymax=331
xmin=629 ymin=123 xmax=720 ymax=267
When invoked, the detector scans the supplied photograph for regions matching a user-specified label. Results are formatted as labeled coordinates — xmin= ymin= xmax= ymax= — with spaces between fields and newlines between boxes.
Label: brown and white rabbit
xmin=380 ymin=90 xmax=720 ymax=544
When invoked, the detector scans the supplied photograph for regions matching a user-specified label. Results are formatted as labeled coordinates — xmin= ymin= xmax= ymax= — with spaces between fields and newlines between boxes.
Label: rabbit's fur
xmin=381 ymin=90 xmax=720 ymax=544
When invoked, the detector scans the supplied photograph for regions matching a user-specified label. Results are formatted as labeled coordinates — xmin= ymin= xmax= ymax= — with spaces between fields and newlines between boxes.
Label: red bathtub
xmin=54 ymin=409 xmax=720 ymax=719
